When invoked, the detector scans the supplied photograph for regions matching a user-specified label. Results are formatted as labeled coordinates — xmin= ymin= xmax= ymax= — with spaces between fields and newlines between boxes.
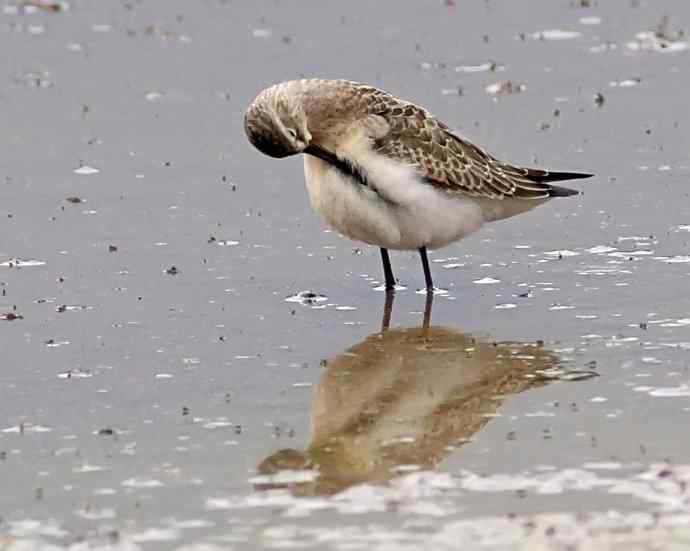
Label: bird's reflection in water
xmin=257 ymin=293 xmax=558 ymax=496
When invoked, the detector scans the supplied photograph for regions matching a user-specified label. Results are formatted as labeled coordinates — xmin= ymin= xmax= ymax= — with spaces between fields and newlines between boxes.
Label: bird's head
xmin=244 ymin=85 xmax=311 ymax=158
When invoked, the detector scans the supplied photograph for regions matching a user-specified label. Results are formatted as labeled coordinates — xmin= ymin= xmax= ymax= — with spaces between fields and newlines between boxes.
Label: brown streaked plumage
xmin=244 ymin=79 xmax=592 ymax=291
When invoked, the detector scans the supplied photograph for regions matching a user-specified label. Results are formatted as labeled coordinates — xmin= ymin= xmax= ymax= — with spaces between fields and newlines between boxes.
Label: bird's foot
xmin=415 ymin=287 xmax=448 ymax=296
xmin=374 ymin=283 xmax=407 ymax=292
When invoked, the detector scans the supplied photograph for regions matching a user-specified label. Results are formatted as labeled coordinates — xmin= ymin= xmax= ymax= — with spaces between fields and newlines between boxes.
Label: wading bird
xmin=244 ymin=79 xmax=590 ymax=291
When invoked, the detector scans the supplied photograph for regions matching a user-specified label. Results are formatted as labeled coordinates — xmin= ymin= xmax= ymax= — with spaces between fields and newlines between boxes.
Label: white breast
xmin=302 ymin=150 xmax=486 ymax=251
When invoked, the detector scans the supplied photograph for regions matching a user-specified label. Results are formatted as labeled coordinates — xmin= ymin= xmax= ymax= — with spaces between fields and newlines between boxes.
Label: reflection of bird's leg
xmin=423 ymin=288 xmax=434 ymax=330
xmin=381 ymin=289 xmax=395 ymax=332
xmin=380 ymin=247 xmax=395 ymax=291
xmin=419 ymin=246 xmax=433 ymax=291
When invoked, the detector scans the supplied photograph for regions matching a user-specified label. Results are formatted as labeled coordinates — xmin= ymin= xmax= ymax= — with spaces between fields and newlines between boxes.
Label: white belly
xmin=303 ymin=154 xmax=486 ymax=251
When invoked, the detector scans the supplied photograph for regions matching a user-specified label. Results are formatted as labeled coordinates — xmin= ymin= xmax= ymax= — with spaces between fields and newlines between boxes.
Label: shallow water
xmin=2 ymin=0 xmax=690 ymax=549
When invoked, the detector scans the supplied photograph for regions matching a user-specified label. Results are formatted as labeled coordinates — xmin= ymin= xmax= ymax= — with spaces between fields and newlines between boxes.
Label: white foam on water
xmin=531 ymin=29 xmax=582 ymax=40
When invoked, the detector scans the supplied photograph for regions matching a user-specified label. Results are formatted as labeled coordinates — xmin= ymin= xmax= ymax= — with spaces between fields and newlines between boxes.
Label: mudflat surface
xmin=2 ymin=1 xmax=690 ymax=549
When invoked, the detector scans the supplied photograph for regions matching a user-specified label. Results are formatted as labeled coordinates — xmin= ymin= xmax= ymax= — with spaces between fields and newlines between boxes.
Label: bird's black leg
xmin=419 ymin=246 xmax=434 ymax=292
xmin=380 ymin=247 xmax=396 ymax=291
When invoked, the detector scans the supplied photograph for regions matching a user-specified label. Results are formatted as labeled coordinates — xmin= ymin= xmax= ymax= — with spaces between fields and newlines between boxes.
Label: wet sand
xmin=2 ymin=0 xmax=690 ymax=549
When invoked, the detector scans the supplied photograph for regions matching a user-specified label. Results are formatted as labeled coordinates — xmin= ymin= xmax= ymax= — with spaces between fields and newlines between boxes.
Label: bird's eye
xmin=286 ymin=128 xmax=297 ymax=140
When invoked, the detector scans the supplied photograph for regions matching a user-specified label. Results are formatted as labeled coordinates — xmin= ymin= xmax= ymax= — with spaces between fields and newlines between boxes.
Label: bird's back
xmin=281 ymin=79 xmax=589 ymax=201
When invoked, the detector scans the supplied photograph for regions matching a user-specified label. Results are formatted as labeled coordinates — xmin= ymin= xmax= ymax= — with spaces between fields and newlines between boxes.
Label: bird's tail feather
xmin=523 ymin=168 xmax=592 ymax=197
xmin=548 ymin=184 xmax=581 ymax=197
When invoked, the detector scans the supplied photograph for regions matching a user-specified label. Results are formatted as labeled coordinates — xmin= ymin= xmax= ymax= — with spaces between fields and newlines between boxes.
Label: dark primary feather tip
xmin=535 ymin=171 xmax=593 ymax=183
xmin=526 ymin=169 xmax=591 ymax=197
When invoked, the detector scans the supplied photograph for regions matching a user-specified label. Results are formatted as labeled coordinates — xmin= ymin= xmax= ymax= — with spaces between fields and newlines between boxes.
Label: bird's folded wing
xmin=372 ymin=104 xmax=585 ymax=200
